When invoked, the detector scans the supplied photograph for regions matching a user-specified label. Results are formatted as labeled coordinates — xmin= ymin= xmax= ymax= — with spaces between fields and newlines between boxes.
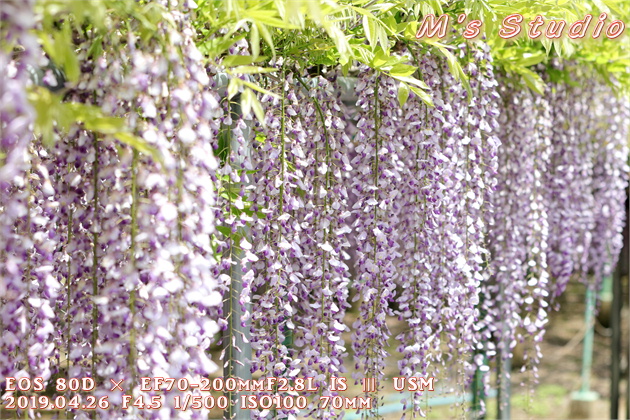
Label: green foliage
xmin=24 ymin=0 xmax=183 ymax=160
xmin=28 ymin=87 xmax=160 ymax=161
xmin=192 ymin=0 xmax=629 ymax=102
xmin=21 ymin=0 xmax=630 ymax=152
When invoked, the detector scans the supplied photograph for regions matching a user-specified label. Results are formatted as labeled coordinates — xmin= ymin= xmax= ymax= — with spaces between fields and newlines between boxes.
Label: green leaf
xmin=240 ymin=88 xmax=253 ymax=118
xmin=431 ymin=44 xmax=472 ymax=99
xmin=250 ymin=23 xmax=260 ymax=58
xmin=221 ymin=55 xmax=267 ymax=67
xmin=200 ymin=33 xmax=246 ymax=59
xmin=38 ymin=26 xmax=80 ymax=84
xmin=239 ymin=88 xmax=265 ymax=124
xmin=255 ymin=132 xmax=267 ymax=143
xmin=229 ymin=65 xmax=278 ymax=74
xmin=389 ymin=63 xmax=417 ymax=78
xmin=403 ymin=21 xmax=419 ymax=39
xmin=397 ymin=82 xmax=410 ymax=107
xmin=256 ymin=22 xmax=275 ymax=57
xmin=376 ymin=24 xmax=388 ymax=52
xmin=520 ymin=68 xmax=546 ymax=95
xmin=215 ymin=126 xmax=232 ymax=163
xmin=371 ymin=49 xmax=391 ymax=68
xmin=325 ymin=24 xmax=351 ymax=65
xmin=249 ymin=91 xmax=265 ymax=124
xmin=227 ymin=78 xmax=240 ymax=99
xmin=65 ymin=103 xmax=126 ymax=134
xmin=244 ymin=10 xmax=298 ymax=29
xmin=363 ymin=15 xmax=377 ymax=47
xmin=409 ymin=85 xmax=434 ymax=107
xmin=389 ymin=75 xmax=429 ymax=90
xmin=240 ymin=79 xmax=280 ymax=99
xmin=341 ymin=60 xmax=351 ymax=76
xmin=592 ymin=0 xmax=611 ymax=14
xmin=215 ymin=225 xmax=232 ymax=237
xmin=352 ymin=44 xmax=375 ymax=65
xmin=516 ymin=52 xmax=545 ymax=67
xmin=87 ymin=34 xmax=104 ymax=59
xmin=113 ymin=132 xmax=162 ymax=164
xmin=27 ymin=86 xmax=57 ymax=147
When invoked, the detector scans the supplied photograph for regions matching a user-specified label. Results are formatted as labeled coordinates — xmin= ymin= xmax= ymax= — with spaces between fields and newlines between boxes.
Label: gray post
xmin=222 ymin=89 xmax=253 ymax=420
xmin=496 ymin=279 xmax=511 ymax=420
xmin=610 ymin=265 xmax=621 ymax=419
xmin=569 ymin=283 xmax=600 ymax=418
xmin=223 ymin=246 xmax=252 ymax=420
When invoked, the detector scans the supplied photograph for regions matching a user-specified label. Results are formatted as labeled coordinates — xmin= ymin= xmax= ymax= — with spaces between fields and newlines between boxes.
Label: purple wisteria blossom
xmin=2 ymin=2 xmax=629 ymax=419
xmin=247 ymin=66 xmax=306 ymax=420
xmin=545 ymin=75 xmax=596 ymax=300
xmin=587 ymin=85 xmax=629 ymax=280
xmin=0 ymin=2 xmax=61 ymax=413
xmin=350 ymin=70 xmax=402 ymax=418
xmin=481 ymin=81 xmax=552 ymax=393
xmin=292 ymin=73 xmax=353 ymax=420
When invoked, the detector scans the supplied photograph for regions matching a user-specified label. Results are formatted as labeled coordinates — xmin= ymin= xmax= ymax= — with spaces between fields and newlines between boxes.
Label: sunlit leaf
xmin=397 ymin=81 xmax=410 ymax=107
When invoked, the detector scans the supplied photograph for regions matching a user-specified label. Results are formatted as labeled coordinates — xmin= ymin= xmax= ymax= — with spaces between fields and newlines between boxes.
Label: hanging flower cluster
xmin=480 ymin=69 xmax=629 ymax=397
xmin=350 ymin=70 xmax=402 ymax=416
xmin=587 ymin=85 xmax=630 ymax=279
xmin=245 ymin=67 xmax=355 ymax=420
xmin=390 ymin=44 xmax=501 ymax=417
xmin=545 ymin=78 xmax=629 ymax=297
xmin=246 ymin=65 xmax=310 ymax=420
xmin=545 ymin=79 xmax=595 ymax=300
xmin=1 ymin=2 xmax=223 ymax=419
xmin=480 ymin=83 xmax=552 ymax=386
xmin=0 ymin=0 xmax=38 ymax=183
xmin=0 ymin=0 xmax=60 ymax=404
xmin=291 ymin=73 xmax=353 ymax=419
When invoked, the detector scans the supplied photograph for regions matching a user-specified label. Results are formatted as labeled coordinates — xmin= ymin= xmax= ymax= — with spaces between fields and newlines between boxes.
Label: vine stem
xmin=65 ymin=204 xmax=73 ymax=420
xmin=273 ymin=56 xmax=287 ymax=412
xmin=91 ymin=135 xmax=100 ymax=402
xmin=366 ymin=72 xmax=381 ymax=420
xmin=279 ymin=60 xmax=287 ymax=214
xmin=21 ymin=168 xmax=33 ymax=420
xmin=128 ymin=149 xmax=139 ymax=391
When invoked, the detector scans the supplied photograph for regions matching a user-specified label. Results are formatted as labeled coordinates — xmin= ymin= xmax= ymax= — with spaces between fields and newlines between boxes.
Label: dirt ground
xmin=369 ymin=279 xmax=630 ymax=420
xmin=314 ymin=278 xmax=630 ymax=420
xmin=215 ymin=277 xmax=630 ymax=420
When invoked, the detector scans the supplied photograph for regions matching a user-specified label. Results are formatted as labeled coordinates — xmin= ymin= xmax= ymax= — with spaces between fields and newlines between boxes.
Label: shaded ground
xmin=310 ymin=278 xmax=630 ymax=420
xmin=385 ymin=279 xmax=630 ymax=420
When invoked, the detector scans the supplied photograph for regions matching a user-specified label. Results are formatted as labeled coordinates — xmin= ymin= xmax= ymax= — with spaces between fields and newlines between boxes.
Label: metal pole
xmin=471 ymin=353 xmax=487 ymax=419
xmin=497 ymin=280 xmax=511 ymax=420
xmin=570 ymin=285 xmax=600 ymax=404
xmin=581 ymin=287 xmax=597 ymax=394
xmin=223 ymin=247 xmax=252 ymax=420
xmin=610 ymin=266 xmax=621 ymax=419
xmin=222 ymin=93 xmax=253 ymax=420
xmin=625 ymin=191 xmax=629 ymax=420
xmin=496 ymin=348 xmax=511 ymax=420
xmin=471 ymin=292 xmax=488 ymax=420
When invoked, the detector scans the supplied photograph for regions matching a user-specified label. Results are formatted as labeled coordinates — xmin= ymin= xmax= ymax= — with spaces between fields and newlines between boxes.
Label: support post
xmin=569 ymin=284 xmax=600 ymax=418
xmin=610 ymin=265 xmax=621 ymax=419
xmin=577 ymin=286 xmax=599 ymax=397
xmin=497 ymin=280 xmax=511 ymax=420
xmin=471 ymin=353 xmax=487 ymax=419
xmin=496 ymin=347 xmax=511 ymax=420
xmin=223 ymin=247 xmax=252 ymax=420
xmin=222 ymin=95 xmax=253 ymax=420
